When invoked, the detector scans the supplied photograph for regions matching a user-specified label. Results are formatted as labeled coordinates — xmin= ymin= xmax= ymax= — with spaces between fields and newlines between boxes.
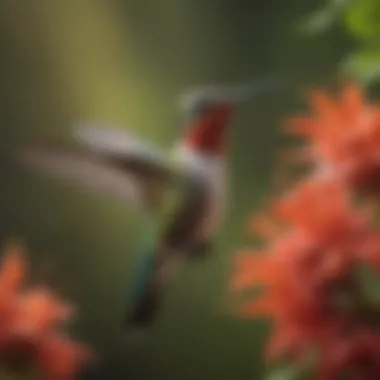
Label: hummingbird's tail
xmin=125 ymin=245 xmax=181 ymax=345
xmin=125 ymin=247 xmax=159 ymax=343
xmin=124 ymin=217 xmax=162 ymax=344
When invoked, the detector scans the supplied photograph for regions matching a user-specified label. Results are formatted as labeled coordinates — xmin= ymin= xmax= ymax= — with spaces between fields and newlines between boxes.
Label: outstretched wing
xmin=74 ymin=124 xmax=172 ymax=181
xmin=17 ymin=125 xmax=181 ymax=211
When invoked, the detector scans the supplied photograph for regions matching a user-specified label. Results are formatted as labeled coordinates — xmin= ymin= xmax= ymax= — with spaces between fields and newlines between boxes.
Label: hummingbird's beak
xmin=217 ymin=75 xmax=287 ymax=104
xmin=179 ymin=74 xmax=287 ymax=120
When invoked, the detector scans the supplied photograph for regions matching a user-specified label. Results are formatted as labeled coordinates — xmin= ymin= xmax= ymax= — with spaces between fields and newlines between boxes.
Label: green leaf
xmin=344 ymin=0 xmax=380 ymax=40
xmin=264 ymin=351 xmax=316 ymax=380
xmin=264 ymin=363 xmax=314 ymax=380
xmin=356 ymin=264 xmax=380 ymax=306
xmin=264 ymin=366 xmax=300 ymax=380
xmin=341 ymin=48 xmax=380 ymax=86
xmin=298 ymin=0 xmax=353 ymax=36
xmin=298 ymin=6 xmax=338 ymax=36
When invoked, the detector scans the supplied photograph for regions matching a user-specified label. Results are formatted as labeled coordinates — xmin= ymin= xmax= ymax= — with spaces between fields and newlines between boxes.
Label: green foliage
xmin=264 ymin=366 xmax=300 ymax=380
xmin=356 ymin=264 xmax=380 ymax=307
xmin=301 ymin=0 xmax=380 ymax=87
xmin=298 ymin=6 xmax=339 ymax=36
xmin=264 ymin=363 xmax=312 ymax=380
xmin=298 ymin=0 xmax=352 ymax=36
xmin=344 ymin=0 xmax=380 ymax=40
xmin=342 ymin=48 xmax=380 ymax=85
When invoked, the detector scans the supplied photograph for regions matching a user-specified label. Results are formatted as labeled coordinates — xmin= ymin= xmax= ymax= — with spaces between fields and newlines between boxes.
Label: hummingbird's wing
xmin=74 ymin=124 xmax=172 ymax=182
xmin=18 ymin=142 xmax=150 ymax=209
xmin=17 ymin=126 xmax=182 ymax=211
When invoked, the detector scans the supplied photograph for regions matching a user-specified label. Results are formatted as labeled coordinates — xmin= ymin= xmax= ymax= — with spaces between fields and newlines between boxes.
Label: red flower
xmin=285 ymin=84 xmax=380 ymax=195
xmin=38 ymin=335 xmax=91 ymax=380
xmin=11 ymin=287 xmax=73 ymax=337
xmin=232 ymin=179 xmax=380 ymax=378
xmin=317 ymin=328 xmax=380 ymax=380
xmin=0 ymin=244 xmax=92 ymax=379
xmin=0 ymin=244 xmax=27 ymax=348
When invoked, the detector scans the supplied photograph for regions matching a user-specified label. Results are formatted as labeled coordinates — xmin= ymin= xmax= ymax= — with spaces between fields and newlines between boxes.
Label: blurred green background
xmin=0 ymin=1 xmax=352 ymax=379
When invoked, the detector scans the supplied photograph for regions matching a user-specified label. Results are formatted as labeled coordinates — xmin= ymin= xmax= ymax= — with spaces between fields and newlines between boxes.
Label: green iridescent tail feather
xmin=125 ymin=219 xmax=160 ymax=331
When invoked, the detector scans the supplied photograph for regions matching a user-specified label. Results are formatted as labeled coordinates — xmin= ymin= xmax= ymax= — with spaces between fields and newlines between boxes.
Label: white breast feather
xmin=173 ymin=145 xmax=227 ymax=240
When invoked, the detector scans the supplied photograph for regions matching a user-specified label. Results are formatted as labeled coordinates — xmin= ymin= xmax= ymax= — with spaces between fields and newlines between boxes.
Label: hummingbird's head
xmin=179 ymin=86 xmax=236 ymax=156
xmin=179 ymin=77 xmax=282 ymax=156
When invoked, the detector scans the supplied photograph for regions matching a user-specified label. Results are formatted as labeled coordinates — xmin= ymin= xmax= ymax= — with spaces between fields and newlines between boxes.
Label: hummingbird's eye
xmin=187 ymin=100 xmax=212 ymax=120
xmin=180 ymin=87 xmax=217 ymax=122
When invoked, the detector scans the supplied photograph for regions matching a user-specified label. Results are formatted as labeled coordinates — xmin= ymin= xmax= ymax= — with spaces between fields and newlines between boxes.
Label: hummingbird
xmin=17 ymin=78 xmax=282 ymax=341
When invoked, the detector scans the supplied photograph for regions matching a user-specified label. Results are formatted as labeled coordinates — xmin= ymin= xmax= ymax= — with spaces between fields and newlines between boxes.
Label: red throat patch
xmin=183 ymin=103 xmax=233 ymax=155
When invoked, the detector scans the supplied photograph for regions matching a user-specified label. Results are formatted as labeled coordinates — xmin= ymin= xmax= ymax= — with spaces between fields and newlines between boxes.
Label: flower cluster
xmin=232 ymin=85 xmax=380 ymax=379
xmin=285 ymin=84 xmax=380 ymax=195
xmin=0 ymin=244 xmax=92 ymax=380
